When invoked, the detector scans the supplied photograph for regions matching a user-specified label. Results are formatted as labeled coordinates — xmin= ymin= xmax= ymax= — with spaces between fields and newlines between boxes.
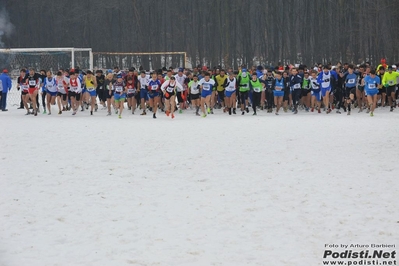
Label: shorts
xmin=387 ymin=86 xmax=396 ymax=95
xmin=87 ymin=89 xmax=96 ymax=97
xmin=321 ymin=87 xmax=331 ymax=97
xmin=114 ymin=93 xmax=126 ymax=102
xmin=82 ymin=88 xmax=87 ymax=94
xmin=345 ymin=87 xmax=356 ymax=98
xmin=69 ymin=91 xmax=81 ymax=101
xmin=239 ymin=91 xmax=249 ymax=102
xmin=57 ymin=92 xmax=67 ymax=101
xmin=225 ymin=90 xmax=235 ymax=98
xmin=22 ymin=91 xmax=29 ymax=96
xmin=148 ymin=91 xmax=159 ymax=99
xmin=140 ymin=89 xmax=148 ymax=100
xmin=301 ymin=89 xmax=310 ymax=97
xmin=164 ymin=91 xmax=175 ymax=100
xmin=201 ymin=90 xmax=212 ymax=98
xmin=273 ymin=90 xmax=284 ymax=97
xmin=365 ymin=89 xmax=378 ymax=96
xmin=106 ymin=90 xmax=114 ymax=99
xmin=357 ymin=86 xmax=365 ymax=92
xmin=127 ymin=93 xmax=136 ymax=99
xmin=28 ymin=88 xmax=37 ymax=94
xmin=190 ymin=93 xmax=200 ymax=100
xmin=311 ymin=89 xmax=321 ymax=101
xmin=378 ymin=87 xmax=386 ymax=95
xmin=47 ymin=91 xmax=58 ymax=97
xmin=217 ymin=90 xmax=225 ymax=102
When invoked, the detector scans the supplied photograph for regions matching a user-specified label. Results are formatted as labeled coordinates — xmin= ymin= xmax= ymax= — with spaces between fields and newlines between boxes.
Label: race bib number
xmin=151 ymin=85 xmax=158 ymax=91
xmin=70 ymin=86 xmax=78 ymax=91
xmin=127 ymin=88 xmax=135 ymax=94
xmin=322 ymin=81 xmax=330 ymax=88
xmin=87 ymin=87 xmax=95 ymax=91
xmin=388 ymin=80 xmax=394 ymax=86
xmin=203 ymin=84 xmax=210 ymax=91
xmin=29 ymin=80 xmax=36 ymax=86
xmin=275 ymin=86 xmax=282 ymax=91
xmin=47 ymin=84 xmax=53 ymax=89
xmin=254 ymin=87 xmax=261 ymax=92
xmin=166 ymin=87 xmax=174 ymax=92
xmin=348 ymin=79 xmax=355 ymax=84
xmin=115 ymin=86 xmax=123 ymax=92
xmin=293 ymin=83 xmax=301 ymax=89
xmin=22 ymin=85 xmax=29 ymax=91
xmin=369 ymin=84 xmax=376 ymax=89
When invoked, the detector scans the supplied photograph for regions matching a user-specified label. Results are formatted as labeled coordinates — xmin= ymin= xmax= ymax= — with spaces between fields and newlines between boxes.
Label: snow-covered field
xmin=0 ymin=103 xmax=398 ymax=266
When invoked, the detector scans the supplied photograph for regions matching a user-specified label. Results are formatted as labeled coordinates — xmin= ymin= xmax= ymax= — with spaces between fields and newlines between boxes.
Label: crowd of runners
xmin=1 ymin=58 xmax=399 ymax=118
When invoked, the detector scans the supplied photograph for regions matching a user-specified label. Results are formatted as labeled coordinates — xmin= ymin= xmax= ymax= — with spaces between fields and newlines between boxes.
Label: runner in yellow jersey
xmin=382 ymin=65 xmax=399 ymax=111
xmin=215 ymin=69 xmax=228 ymax=112
xmin=83 ymin=70 xmax=98 ymax=115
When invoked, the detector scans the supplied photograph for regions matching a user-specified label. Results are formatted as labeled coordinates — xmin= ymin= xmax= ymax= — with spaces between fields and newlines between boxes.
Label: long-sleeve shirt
xmin=382 ymin=71 xmax=399 ymax=86
xmin=0 ymin=73 xmax=12 ymax=93
xmin=290 ymin=74 xmax=303 ymax=90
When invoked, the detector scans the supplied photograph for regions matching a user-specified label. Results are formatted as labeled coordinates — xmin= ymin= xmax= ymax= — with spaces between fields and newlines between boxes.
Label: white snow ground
xmin=0 ymin=100 xmax=398 ymax=266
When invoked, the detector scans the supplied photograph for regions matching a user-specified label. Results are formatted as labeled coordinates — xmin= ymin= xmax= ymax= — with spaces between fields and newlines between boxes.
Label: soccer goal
xmin=93 ymin=51 xmax=188 ymax=71
xmin=0 ymin=47 xmax=93 ymax=77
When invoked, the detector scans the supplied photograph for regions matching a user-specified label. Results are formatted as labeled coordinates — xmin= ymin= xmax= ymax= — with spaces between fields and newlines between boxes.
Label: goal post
xmin=93 ymin=51 xmax=188 ymax=71
xmin=0 ymin=47 xmax=93 ymax=76
xmin=0 ymin=47 xmax=93 ymax=107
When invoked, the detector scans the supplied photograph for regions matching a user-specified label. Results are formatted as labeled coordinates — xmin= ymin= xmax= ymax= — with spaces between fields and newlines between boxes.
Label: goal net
xmin=0 ymin=48 xmax=93 ymax=77
xmin=0 ymin=47 xmax=93 ymax=106
xmin=93 ymin=52 xmax=188 ymax=71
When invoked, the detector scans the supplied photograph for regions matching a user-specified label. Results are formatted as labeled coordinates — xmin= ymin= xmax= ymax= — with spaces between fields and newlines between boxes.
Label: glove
xmin=384 ymin=83 xmax=389 ymax=88
xmin=164 ymin=92 xmax=170 ymax=98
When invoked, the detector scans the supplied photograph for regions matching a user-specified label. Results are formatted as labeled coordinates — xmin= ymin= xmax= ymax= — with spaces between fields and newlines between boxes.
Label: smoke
xmin=0 ymin=8 xmax=15 ymax=47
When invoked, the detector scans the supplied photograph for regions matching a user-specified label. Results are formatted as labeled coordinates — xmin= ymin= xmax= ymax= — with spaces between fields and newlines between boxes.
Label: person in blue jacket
xmin=0 ymin=69 xmax=12 ymax=111
xmin=290 ymin=67 xmax=303 ymax=114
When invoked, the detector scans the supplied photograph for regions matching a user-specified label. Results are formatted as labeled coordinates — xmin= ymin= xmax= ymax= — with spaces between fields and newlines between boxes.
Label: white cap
xmin=392 ymin=65 xmax=397 ymax=69
xmin=313 ymin=67 xmax=318 ymax=71
xmin=332 ymin=66 xmax=336 ymax=69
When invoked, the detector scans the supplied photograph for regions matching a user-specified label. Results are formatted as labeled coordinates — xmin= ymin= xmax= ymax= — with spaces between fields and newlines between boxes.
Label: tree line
xmin=3 ymin=0 xmax=399 ymax=70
